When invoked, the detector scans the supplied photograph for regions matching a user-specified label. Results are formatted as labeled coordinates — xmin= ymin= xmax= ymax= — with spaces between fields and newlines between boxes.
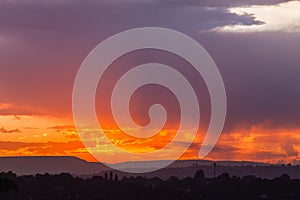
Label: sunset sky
xmin=1 ymin=0 xmax=300 ymax=164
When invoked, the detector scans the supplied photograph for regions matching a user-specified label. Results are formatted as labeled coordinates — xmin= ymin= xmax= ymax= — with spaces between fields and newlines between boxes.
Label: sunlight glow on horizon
xmin=1 ymin=109 xmax=300 ymax=164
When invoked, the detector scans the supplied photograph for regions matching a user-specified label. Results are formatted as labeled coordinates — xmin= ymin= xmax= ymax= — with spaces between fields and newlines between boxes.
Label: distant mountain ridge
xmin=2 ymin=156 xmax=298 ymax=179
xmin=0 ymin=156 xmax=107 ymax=175
xmin=0 ymin=156 xmax=265 ymax=175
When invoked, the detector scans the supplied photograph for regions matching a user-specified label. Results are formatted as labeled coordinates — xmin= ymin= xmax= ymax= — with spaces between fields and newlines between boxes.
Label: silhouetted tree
xmin=109 ymin=171 xmax=113 ymax=181
xmin=114 ymin=175 xmax=118 ymax=182
xmin=0 ymin=170 xmax=299 ymax=200
xmin=194 ymin=169 xmax=205 ymax=179
xmin=0 ymin=176 xmax=18 ymax=193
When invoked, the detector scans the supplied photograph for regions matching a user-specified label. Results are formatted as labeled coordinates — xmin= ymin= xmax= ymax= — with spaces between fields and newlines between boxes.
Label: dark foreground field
xmin=0 ymin=170 xmax=299 ymax=200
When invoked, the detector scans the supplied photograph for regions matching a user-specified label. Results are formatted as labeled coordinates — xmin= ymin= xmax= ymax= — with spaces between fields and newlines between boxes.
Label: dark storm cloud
xmin=0 ymin=0 xmax=299 ymax=132
xmin=0 ymin=0 xmax=262 ymax=116
xmin=0 ymin=0 xmax=264 ymax=37
xmin=197 ymin=32 xmax=300 ymax=131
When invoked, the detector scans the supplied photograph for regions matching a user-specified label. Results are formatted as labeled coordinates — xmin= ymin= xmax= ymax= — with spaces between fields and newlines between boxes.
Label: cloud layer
xmin=0 ymin=0 xmax=299 ymax=162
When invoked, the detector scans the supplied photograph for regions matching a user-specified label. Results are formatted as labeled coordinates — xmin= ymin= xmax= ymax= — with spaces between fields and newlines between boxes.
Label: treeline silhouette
xmin=0 ymin=170 xmax=300 ymax=200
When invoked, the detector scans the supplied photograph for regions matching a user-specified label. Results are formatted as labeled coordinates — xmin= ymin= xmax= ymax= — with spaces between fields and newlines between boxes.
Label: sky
xmin=0 ymin=0 xmax=300 ymax=164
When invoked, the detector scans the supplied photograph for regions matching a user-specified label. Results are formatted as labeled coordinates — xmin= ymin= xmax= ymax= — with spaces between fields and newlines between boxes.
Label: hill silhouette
xmin=1 ymin=156 xmax=300 ymax=180
xmin=0 ymin=156 xmax=107 ymax=175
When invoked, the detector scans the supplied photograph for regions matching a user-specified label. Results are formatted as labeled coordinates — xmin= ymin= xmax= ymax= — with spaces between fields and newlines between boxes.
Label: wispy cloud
xmin=0 ymin=127 xmax=21 ymax=133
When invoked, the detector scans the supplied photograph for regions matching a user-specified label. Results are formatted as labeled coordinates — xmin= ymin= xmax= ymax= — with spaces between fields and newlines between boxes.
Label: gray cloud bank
xmin=0 ymin=0 xmax=299 ymax=132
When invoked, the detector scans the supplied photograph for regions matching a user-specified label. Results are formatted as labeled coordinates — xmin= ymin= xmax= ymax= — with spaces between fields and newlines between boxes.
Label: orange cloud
xmin=1 ymin=108 xmax=300 ymax=165
xmin=0 ymin=127 xmax=21 ymax=133
xmin=198 ymin=126 xmax=300 ymax=164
